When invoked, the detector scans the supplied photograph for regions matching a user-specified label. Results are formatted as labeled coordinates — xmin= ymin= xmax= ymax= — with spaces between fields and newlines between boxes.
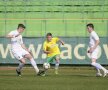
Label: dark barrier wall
xmin=0 ymin=37 xmax=108 ymax=64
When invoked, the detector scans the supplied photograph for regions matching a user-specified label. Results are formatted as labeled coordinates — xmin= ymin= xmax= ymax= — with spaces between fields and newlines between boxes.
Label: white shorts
xmin=90 ymin=47 xmax=99 ymax=59
xmin=11 ymin=48 xmax=29 ymax=60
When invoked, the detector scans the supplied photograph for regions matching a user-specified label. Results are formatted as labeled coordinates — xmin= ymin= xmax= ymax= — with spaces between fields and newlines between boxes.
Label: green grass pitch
xmin=0 ymin=66 xmax=108 ymax=90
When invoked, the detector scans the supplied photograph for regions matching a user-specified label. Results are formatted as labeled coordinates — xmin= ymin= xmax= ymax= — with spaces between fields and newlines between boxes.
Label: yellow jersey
xmin=43 ymin=37 xmax=60 ymax=57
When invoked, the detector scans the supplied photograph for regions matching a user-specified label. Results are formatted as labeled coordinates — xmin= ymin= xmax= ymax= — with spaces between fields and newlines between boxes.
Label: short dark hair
xmin=86 ymin=23 xmax=94 ymax=29
xmin=18 ymin=24 xmax=26 ymax=29
xmin=46 ymin=33 xmax=52 ymax=37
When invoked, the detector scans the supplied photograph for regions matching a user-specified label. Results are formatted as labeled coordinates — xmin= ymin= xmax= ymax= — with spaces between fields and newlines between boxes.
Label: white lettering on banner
xmin=28 ymin=44 xmax=42 ymax=59
xmin=74 ymin=44 xmax=85 ymax=60
xmin=0 ymin=44 xmax=14 ymax=58
xmin=103 ymin=44 xmax=108 ymax=59
xmin=0 ymin=44 xmax=108 ymax=60
xmin=60 ymin=44 xmax=72 ymax=59
xmin=42 ymin=53 xmax=47 ymax=59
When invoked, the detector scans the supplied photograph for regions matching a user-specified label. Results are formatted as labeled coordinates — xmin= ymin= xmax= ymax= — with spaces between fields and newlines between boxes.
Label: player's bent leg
xmin=16 ymin=58 xmax=25 ymax=76
xmin=41 ymin=57 xmax=53 ymax=76
xmin=91 ymin=59 xmax=108 ymax=77
xmin=91 ymin=59 xmax=102 ymax=77
xmin=24 ymin=54 xmax=39 ymax=73
xmin=45 ymin=56 xmax=55 ymax=70
xmin=41 ymin=56 xmax=55 ymax=76
xmin=91 ymin=63 xmax=102 ymax=77
xmin=24 ymin=54 xmax=45 ymax=76
xmin=55 ymin=55 xmax=60 ymax=75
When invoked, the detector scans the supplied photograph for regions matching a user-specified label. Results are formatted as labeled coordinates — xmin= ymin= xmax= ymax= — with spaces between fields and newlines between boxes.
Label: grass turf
xmin=0 ymin=66 xmax=108 ymax=90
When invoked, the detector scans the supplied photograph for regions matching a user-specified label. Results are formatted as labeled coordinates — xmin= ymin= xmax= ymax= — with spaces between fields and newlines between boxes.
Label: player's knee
xmin=25 ymin=54 xmax=32 ymax=59
xmin=28 ymin=55 xmax=33 ymax=60
xmin=56 ymin=60 xmax=60 ymax=63
xmin=56 ymin=56 xmax=60 ymax=61
xmin=22 ymin=61 xmax=26 ymax=64
xmin=20 ymin=59 xmax=26 ymax=64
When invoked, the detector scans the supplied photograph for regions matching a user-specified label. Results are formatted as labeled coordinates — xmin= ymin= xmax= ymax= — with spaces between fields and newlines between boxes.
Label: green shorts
xmin=47 ymin=54 xmax=60 ymax=63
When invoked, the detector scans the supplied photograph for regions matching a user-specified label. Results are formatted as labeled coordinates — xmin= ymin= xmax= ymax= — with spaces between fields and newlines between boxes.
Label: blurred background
xmin=0 ymin=0 xmax=108 ymax=37
xmin=0 ymin=0 xmax=108 ymax=65
xmin=0 ymin=1 xmax=108 ymax=90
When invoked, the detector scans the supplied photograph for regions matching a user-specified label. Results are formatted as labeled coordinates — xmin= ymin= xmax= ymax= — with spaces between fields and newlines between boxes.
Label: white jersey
xmin=89 ymin=31 xmax=99 ymax=48
xmin=8 ymin=30 xmax=23 ymax=50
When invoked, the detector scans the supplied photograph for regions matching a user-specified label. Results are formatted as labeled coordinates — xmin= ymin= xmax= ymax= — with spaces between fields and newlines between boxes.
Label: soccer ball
xmin=43 ymin=63 xmax=50 ymax=69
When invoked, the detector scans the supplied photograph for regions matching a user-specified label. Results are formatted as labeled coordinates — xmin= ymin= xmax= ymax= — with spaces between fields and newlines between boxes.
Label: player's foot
xmin=103 ymin=70 xmax=108 ymax=77
xmin=16 ymin=69 xmax=21 ymax=76
xmin=37 ymin=70 xmax=45 ymax=76
xmin=96 ymin=73 xmax=102 ymax=77
xmin=55 ymin=69 xmax=58 ymax=75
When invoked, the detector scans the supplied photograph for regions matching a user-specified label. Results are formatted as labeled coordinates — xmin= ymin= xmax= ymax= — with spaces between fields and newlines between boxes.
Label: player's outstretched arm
xmin=6 ymin=34 xmax=14 ymax=38
xmin=43 ymin=42 xmax=52 ymax=54
xmin=59 ymin=39 xmax=65 ymax=45
xmin=6 ymin=34 xmax=20 ymax=38
xmin=43 ymin=50 xmax=51 ymax=54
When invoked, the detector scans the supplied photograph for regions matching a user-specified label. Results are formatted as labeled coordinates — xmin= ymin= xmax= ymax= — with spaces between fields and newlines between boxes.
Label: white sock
xmin=17 ymin=62 xmax=24 ymax=72
xmin=91 ymin=62 xmax=107 ymax=72
xmin=55 ymin=61 xmax=60 ymax=70
xmin=97 ymin=69 xmax=101 ymax=74
xmin=30 ymin=58 xmax=39 ymax=74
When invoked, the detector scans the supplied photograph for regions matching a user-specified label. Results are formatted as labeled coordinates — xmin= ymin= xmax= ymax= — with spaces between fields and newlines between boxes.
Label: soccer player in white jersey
xmin=6 ymin=24 xmax=44 ymax=76
xmin=87 ymin=23 xmax=108 ymax=77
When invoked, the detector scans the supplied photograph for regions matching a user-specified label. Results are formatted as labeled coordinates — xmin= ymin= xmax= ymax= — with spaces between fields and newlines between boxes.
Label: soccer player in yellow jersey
xmin=43 ymin=33 xmax=64 ymax=74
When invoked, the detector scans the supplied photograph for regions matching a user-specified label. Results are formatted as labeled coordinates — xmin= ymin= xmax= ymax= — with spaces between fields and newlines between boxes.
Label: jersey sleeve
xmin=92 ymin=32 xmax=99 ymax=40
xmin=8 ymin=31 xmax=14 ymax=36
xmin=8 ymin=31 xmax=19 ymax=37
xmin=43 ymin=42 xmax=47 ymax=51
